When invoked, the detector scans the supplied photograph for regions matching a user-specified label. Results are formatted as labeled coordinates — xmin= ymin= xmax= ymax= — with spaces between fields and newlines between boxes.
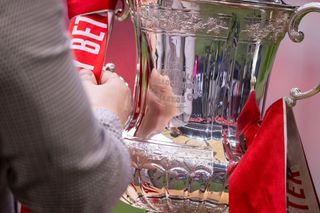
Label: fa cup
xmin=115 ymin=0 xmax=320 ymax=212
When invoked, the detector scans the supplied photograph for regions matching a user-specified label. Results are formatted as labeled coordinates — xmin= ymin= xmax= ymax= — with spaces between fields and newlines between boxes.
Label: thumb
xmin=79 ymin=69 xmax=97 ymax=85
xmin=100 ymin=70 xmax=118 ymax=84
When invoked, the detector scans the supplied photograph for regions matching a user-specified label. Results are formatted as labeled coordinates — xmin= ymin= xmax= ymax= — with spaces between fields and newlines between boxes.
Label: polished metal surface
xmin=119 ymin=0 xmax=319 ymax=212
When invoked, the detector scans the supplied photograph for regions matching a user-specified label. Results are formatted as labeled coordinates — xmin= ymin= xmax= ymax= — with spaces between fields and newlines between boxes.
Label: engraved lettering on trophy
xmin=158 ymin=69 xmax=202 ymax=105
xmin=287 ymin=168 xmax=310 ymax=211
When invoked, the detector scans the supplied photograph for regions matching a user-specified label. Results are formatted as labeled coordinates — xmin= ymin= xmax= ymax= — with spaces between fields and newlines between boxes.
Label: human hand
xmin=136 ymin=71 xmax=177 ymax=138
xmin=80 ymin=70 xmax=132 ymax=128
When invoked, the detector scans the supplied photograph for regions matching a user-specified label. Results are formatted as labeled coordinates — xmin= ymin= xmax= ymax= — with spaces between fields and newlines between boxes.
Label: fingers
xmin=79 ymin=69 xmax=97 ymax=85
xmin=100 ymin=70 xmax=117 ymax=84
xmin=119 ymin=76 xmax=129 ymax=87
xmin=101 ymin=71 xmax=129 ymax=88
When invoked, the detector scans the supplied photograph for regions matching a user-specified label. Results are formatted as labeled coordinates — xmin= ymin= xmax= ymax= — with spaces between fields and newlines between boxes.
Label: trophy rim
xmin=184 ymin=0 xmax=297 ymax=11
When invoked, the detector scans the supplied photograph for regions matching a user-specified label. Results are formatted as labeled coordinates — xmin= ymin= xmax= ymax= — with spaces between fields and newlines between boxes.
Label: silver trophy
xmin=113 ymin=0 xmax=320 ymax=212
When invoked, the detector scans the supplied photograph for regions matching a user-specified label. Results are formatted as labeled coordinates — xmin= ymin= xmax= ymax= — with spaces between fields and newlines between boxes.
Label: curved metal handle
xmin=286 ymin=2 xmax=320 ymax=107
xmin=115 ymin=0 xmax=130 ymax=22
xmin=286 ymin=85 xmax=320 ymax=107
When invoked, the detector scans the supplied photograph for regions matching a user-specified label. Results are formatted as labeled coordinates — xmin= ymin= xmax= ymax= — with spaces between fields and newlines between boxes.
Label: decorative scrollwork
xmin=138 ymin=7 xmax=230 ymax=36
xmin=244 ymin=13 xmax=290 ymax=41
xmin=289 ymin=2 xmax=320 ymax=42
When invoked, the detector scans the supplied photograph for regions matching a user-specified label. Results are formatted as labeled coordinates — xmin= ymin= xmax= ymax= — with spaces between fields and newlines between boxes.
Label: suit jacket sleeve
xmin=0 ymin=0 xmax=130 ymax=212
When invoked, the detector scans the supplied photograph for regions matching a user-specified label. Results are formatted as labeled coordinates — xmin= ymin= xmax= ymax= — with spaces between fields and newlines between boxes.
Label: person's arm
xmin=0 ymin=0 xmax=130 ymax=212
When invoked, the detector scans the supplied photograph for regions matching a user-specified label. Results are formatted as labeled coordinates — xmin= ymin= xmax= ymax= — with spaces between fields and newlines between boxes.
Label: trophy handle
xmin=286 ymin=2 xmax=320 ymax=107
xmin=115 ymin=0 xmax=130 ymax=22
xmin=286 ymin=85 xmax=320 ymax=107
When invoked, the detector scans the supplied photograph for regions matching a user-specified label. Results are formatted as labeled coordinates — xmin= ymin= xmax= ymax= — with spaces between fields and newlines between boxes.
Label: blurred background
xmin=106 ymin=0 xmax=320 ymax=211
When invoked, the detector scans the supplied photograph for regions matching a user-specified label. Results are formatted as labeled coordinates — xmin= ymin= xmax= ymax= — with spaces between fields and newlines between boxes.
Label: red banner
xmin=67 ymin=0 xmax=117 ymax=19
xmin=68 ymin=14 xmax=109 ymax=83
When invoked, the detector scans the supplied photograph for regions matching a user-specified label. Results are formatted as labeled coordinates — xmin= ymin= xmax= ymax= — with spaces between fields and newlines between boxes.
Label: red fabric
xmin=68 ymin=14 xmax=109 ymax=83
xmin=236 ymin=92 xmax=261 ymax=148
xmin=229 ymin=92 xmax=285 ymax=213
xmin=20 ymin=207 xmax=31 ymax=213
xmin=67 ymin=0 xmax=118 ymax=82
xmin=67 ymin=0 xmax=117 ymax=18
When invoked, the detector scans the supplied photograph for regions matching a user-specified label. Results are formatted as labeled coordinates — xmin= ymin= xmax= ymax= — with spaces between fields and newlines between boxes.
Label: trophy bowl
xmin=117 ymin=0 xmax=320 ymax=212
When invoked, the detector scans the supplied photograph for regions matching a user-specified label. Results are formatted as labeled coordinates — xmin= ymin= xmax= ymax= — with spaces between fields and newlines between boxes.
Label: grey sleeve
xmin=0 ymin=0 xmax=130 ymax=212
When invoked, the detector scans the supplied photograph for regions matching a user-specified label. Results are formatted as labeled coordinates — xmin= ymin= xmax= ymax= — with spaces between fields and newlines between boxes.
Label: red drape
xmin=229 ymin=92 xmax=285 ymax=213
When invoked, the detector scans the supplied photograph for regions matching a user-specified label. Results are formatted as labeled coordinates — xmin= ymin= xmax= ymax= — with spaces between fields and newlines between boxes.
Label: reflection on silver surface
xmin=123 ymin=137 xmax=229 ymax=212
xmin=119 ymin=0 xmax=319 ymax=212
